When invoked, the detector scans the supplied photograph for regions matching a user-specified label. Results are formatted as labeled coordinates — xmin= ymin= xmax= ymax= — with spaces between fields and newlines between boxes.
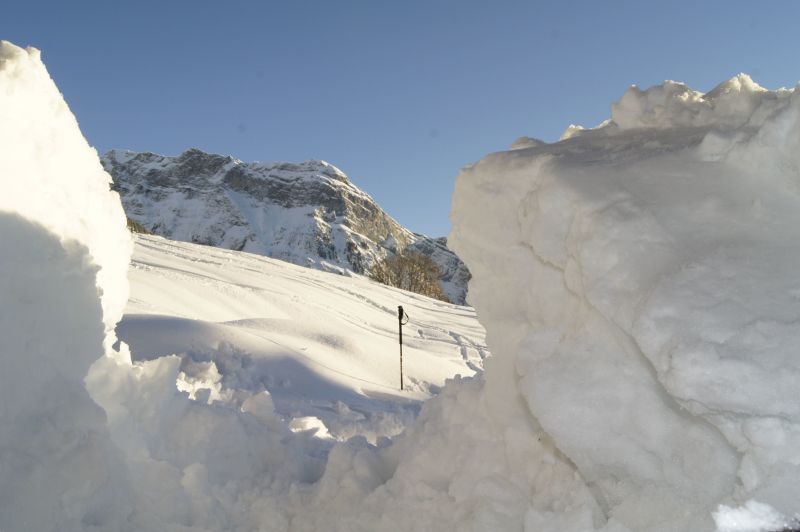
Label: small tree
xmin=369 ymin=250 xmax=450 ymax=302
xmin=126 ymin=217 xmax=150 ymax=234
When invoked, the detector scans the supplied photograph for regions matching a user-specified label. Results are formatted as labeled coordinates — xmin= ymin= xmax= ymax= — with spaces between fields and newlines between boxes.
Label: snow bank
xmin=449 ymin=74 xmax=800 ymax=530
xmin=0 ymin=213 xmax=134 ymax=532
xmin=0 ymin=42 xmax=132 ymax=348
xmin=0 ymin=41 xmax=133 ymax=531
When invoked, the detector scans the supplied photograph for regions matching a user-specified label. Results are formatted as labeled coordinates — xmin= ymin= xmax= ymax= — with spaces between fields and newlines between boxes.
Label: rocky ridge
xmin=103 ymin=148 xmax=470 ymax=303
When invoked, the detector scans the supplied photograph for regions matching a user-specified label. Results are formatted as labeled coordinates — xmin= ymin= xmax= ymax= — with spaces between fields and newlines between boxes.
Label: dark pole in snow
xmin=398 ymin=305 xmax=405 ymax=391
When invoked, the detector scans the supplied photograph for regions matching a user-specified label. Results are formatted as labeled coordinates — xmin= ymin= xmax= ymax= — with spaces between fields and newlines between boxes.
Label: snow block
xmin=451 ymin=75 xmax=800 ymax=530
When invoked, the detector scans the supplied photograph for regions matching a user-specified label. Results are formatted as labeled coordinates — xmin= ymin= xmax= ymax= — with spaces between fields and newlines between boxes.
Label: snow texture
xmin=449 ymin=73 xmax=800 ymax=530
xmin=714 ymin=500 xmax=796 ymax=532
xmin=0 ymin=42 xmax=132 ymax=350
xmin=0 ymin=41 xmax=133 ymax=531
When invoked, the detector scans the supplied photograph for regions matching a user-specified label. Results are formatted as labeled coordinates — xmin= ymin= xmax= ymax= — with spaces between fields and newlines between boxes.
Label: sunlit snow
xmin=3 ymin=37 xmax=800 ymax=532
xmin=120 ymin=233 xmax=487 ymax=443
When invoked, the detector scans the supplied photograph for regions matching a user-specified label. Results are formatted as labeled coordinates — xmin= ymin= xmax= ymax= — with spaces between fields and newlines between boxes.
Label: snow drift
xmin=0 ymin=40 xmax=309 ymax=531
xmin=449 ymin=74 xmax=800 ymax=530
xmin=0 ymin=41 xmax=133 ymax=530
xmin=0 ymin=42 xmax=132 ymax=349
xmin=119 ymin=233 xmax=487 ymax=443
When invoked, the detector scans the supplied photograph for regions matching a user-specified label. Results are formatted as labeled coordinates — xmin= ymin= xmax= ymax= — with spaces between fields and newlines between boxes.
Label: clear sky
xmin=4 ymin=1 xmax=800 ymax=237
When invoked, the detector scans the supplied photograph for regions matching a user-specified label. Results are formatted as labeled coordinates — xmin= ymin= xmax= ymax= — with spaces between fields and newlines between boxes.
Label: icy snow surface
xmin=714 ymin=500 xmax=796 ymax=532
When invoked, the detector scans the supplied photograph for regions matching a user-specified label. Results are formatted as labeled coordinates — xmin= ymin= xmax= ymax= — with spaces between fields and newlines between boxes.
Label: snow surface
xmin=714 ymin=500 xmax=797 ymax=532
xmin=120 ymin=233 xmax=487 ymax=443
xmin=0 ymin=41 xmax=132 ymax=350
xmin=0 ymin=41 xmax=133 ymax=531
xmin=449 ymin=74 xmax=800 ymax=530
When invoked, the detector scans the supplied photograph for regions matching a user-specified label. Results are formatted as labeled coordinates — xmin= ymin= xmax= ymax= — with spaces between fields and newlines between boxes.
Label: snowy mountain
xmin=102 ymin=148 xmax=471 ymax=304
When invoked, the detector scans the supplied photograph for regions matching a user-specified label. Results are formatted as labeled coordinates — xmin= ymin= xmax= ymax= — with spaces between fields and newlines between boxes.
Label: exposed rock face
xmin=103 ymin=148 xmax=470 ymax=303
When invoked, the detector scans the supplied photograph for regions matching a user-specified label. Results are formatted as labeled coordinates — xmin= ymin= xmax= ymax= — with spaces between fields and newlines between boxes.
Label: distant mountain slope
xmin=103 ymin=148 xmax=470 ymax=303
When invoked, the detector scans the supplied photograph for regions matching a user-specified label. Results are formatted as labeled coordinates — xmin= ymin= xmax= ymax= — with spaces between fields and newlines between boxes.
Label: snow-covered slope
xmin=103 ymin=148 xmax=471 ymax=304
xmin=120 ymin=233 xmax=487 ymax=442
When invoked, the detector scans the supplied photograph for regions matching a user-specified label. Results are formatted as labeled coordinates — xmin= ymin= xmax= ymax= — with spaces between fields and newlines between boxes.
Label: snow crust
xmin=449 ymin=74 xmax=800 ymax=530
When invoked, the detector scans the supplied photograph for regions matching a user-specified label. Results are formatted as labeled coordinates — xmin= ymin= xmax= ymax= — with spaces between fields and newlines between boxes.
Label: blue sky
xmin=5 ymin=1 xmax=800 ymax=236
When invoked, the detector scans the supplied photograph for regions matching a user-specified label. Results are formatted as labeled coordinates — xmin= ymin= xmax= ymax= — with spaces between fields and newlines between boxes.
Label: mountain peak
xmin=102 ymin=149 xmax=470 ymax=304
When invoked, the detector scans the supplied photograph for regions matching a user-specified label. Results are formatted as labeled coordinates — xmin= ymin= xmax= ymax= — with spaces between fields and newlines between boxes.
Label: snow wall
xmin=3 ymin=38 xmax=799 ymax=532
xmin=0 ymin=41 xmax=334 ymax=532
xmin=449 ymin=76 xmax=800 ymax=530
xmin=0 ymin=41 xmax=134 ymax=531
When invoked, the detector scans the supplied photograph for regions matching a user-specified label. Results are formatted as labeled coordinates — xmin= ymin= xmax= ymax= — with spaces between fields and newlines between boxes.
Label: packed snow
xmin=0 ymin=41 xmax=133 ymax=530
xmin=3 ymin=36 xmax=800 ymax=532
xmin=449 ymin=73 xmax=800 ymax=530
xmin=103 ymin=148 xmax=471 ymax=304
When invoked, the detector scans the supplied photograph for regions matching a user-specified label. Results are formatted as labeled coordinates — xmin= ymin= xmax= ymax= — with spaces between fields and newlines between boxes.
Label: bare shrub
xmin=369 ymin=251 xmax=449 ymax=302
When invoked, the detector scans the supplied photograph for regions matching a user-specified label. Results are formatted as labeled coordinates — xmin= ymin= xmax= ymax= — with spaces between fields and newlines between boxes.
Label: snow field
xmin=119 ymin=233 xmax=488 ymax=443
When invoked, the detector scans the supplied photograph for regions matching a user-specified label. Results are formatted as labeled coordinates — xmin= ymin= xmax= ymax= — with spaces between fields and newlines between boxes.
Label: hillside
xmin=103 ymin=148 xmax=471 ymax=304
